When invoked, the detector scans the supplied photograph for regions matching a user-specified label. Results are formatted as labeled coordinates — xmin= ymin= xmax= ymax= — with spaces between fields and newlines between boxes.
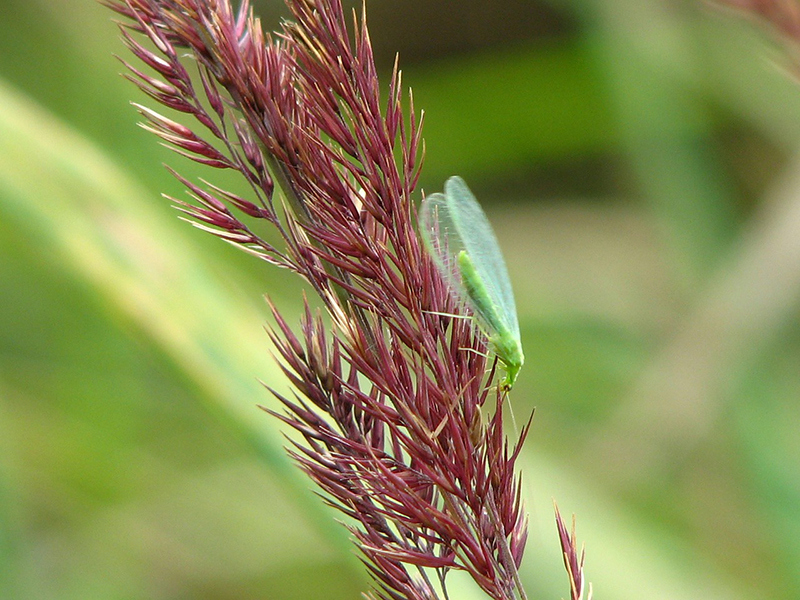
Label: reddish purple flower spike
xmin=554 ymin=505 xmax=592 ymax=600
xmin=104 ymin=1 xmax=537 ymax=598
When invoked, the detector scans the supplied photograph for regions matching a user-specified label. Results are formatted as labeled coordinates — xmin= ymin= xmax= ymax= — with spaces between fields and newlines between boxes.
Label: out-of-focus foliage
xmin=1 ymin=0 xmax=799 ymax=599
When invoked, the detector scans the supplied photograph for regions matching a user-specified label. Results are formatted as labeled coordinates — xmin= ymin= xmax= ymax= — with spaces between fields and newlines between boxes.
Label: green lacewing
xmin=420 ymin=176 xmax=524 ymax=391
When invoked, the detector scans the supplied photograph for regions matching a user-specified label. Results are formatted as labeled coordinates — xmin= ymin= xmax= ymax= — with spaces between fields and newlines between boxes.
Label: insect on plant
xmin=420 ymin=176 xmax=525 ymax=391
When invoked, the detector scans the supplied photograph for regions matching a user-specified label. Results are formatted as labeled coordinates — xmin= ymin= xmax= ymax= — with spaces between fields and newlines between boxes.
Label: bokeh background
xmin=2 ymin=0 xmax=800 ymax=598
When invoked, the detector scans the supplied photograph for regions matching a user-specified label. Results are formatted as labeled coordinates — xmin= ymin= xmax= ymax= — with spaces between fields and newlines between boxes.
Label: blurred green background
xmin=2 ymin=0 xmax=800 ymax=598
